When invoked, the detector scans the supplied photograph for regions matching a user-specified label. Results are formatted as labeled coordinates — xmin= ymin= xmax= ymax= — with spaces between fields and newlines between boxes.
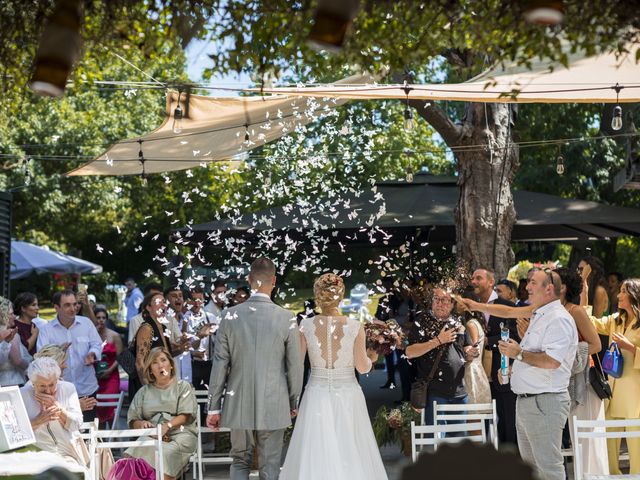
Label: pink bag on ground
xmin=106 ymin=458 xmax=155 ymax=480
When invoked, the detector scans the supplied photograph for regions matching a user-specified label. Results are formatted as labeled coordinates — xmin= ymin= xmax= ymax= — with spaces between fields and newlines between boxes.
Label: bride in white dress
xmin=280 ymin=273 xmax=388 ymax=480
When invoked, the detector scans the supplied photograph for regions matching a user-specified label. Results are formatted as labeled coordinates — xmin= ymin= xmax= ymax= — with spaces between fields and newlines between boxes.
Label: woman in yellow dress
xmin=590 ymin=278 xmax=640 ymax=474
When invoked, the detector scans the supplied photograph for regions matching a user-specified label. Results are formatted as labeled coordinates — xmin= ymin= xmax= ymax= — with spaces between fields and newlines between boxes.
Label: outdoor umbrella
xmin=10 ymin=240 xmax=103 ymax=280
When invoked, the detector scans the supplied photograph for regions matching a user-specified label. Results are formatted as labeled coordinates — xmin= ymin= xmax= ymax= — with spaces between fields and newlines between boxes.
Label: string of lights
xmin=1 ymin=131 xmax=636 ymax=164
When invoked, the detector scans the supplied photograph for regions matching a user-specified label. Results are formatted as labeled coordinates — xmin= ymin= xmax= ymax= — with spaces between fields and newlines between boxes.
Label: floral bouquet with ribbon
xmin=364 ymin=320 xmax=404 ymax=356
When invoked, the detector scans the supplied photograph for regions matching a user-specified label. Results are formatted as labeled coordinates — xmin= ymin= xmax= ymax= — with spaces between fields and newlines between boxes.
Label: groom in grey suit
xmin=206 ymin=257 xmax=303 ymax=479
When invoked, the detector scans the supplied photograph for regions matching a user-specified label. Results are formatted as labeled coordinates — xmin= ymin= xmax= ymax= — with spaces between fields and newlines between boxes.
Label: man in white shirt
xmin=499 ymin=269 xmax=578 ymax=480
xmin=188 ymin=288 xmax=220 ymax=389
xmin=204 ymin=280 xmax=227 ymax=316
xmin=165 ymin=286 xmax=191 ymax=381
xmin=37 ymin=289 xmax=102 ymax=422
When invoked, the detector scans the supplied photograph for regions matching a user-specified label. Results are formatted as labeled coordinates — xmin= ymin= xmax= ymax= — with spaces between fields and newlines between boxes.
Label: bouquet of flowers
xmin=364 ymin=320 xmax=404 ymax=356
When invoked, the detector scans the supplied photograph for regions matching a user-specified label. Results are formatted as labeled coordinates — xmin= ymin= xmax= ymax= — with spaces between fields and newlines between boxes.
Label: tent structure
xmin=67 ymin=73 xmax=374 ymax=176
xmin=10 ymin=240 xmax=103 ymax=280
xmin=179 ymin=175 xmax=640 ymax=246
xmin=68 ymin=43 xmax=640 ymax=177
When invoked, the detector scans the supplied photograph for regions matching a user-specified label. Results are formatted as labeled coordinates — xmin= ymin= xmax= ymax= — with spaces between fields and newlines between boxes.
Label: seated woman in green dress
xmin=126 ymin=347 xmax=197 ymax=480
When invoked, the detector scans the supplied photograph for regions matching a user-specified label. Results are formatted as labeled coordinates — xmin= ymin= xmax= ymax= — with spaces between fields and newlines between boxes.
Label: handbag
xmin=117 ymin=343 xmax=137 ymax=376
xmin=97 ymin=445 xmax=115 ymax=480
xmin=602 ymin=341 xmax=624 ymax=378
xmin=106 ymin=458 xmax=155 ymax=480
xmin=589 ymin=354 xmax=612 ymax=400
xmin=410 ymin=346 xmax=446 ymax=410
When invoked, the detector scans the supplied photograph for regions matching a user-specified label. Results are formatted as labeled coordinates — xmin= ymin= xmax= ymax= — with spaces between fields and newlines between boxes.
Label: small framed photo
xmin=0 ymin=386 xmax=35 ymax=452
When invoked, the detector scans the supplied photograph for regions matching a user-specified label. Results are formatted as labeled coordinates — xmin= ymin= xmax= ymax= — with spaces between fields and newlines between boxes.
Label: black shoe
xmin=380 ymin=381 xmax=395 ymax=389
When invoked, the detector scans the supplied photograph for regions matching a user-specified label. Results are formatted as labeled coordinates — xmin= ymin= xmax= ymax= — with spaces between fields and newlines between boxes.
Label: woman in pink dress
xmin=94 ymin=306 xmax=124 ymax=426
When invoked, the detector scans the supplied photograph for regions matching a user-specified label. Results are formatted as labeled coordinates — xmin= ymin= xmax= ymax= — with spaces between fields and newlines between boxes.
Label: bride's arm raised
xmin=354 ymin=325 xmax=377 ymax=374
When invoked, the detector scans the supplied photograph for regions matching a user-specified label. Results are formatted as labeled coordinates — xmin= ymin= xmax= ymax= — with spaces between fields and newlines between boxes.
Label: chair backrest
xmin=89 ymin=425 xmax=164 ymax=480
xmin=194 ymin=390 xmax=209 ymax=402
xmin=433 ymin=401 xmax=499 ymax=449
xmin=96 ymin=392 xmax=125 ymax=430
xmin=572 ymin=416 xmax=640 ymax=480
xmin=79 ymin=418 xmax=99 ymax=441
xmin=410 ymin=419 xmax=487 ymax=462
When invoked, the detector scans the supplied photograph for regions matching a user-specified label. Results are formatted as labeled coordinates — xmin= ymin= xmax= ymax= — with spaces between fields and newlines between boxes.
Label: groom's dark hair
xmin=249 ymin=257 xmax=276 ymax=285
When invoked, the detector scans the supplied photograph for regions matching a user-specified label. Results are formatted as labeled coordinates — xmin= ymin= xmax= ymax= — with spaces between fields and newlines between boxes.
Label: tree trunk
xmin=412 ymin=100 xmax=518 ymax=277
xmin=455 ymin=103 xmax=518 ymax=277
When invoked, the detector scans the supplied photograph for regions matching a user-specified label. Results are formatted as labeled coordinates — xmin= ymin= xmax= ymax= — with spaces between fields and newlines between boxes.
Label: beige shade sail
xmin=247 ymin=44 xmax=640 ymax=103
xmin=69 ymin=43 xmax=640 ymax=176
xmin=67 ymin=73 xmax=375 ymax=176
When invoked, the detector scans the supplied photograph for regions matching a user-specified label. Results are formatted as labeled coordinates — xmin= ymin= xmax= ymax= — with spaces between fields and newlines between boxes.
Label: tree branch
xmin=409 ymin=99 xmax=462 ymax=146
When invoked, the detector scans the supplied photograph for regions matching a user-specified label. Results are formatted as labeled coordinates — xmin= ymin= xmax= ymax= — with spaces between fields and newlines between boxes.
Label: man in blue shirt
xmin=37 ymin=289 xmax=102 ymax=421
xmin=124 ymin=277 xmax=144 ymax=327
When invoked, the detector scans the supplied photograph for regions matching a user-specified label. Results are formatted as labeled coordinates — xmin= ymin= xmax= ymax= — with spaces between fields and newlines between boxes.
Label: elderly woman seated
xmin=126 ymin=347 xmax=197 ymax=480
xmin=20 ymin=357 xmax=87 ymax=468
xmin=35 ymin=344 xmax=97 ymax=413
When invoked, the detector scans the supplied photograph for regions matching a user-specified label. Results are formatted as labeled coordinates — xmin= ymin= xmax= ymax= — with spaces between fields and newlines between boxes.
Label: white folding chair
xmin=191 ymin=391 xmax=233 ymax=480
xmin=89 ymin=425 xmax=164 ymax=480
xmin=79 ymin=418 xmax=99 ymax=441
xmin=572 ymin=416 xmax=640 ymax=480
xmin=410 ymin=419 xmax=488 ymax=462
xmin=96 ymin=392 xmax=125 ymax=430
xmin=433 ymin=401 xmax=499 ymax=449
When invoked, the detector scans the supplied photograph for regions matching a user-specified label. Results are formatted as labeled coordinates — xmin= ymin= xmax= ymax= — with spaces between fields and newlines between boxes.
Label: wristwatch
xmin=516 ymin=350 xmax=524 ymax=362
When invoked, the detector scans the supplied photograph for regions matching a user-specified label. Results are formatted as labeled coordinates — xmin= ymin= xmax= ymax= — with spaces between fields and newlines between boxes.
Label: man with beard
xmin=471 ymin=268 xmax=520 ymax=445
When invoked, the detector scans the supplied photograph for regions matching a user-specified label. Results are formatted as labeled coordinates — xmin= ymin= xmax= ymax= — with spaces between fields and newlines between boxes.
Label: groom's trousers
xmin=230 ymin=428 xmax=285 ymax=480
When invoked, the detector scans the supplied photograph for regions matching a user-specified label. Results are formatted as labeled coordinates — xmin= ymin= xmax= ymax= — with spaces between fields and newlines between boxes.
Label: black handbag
xmin=117 ymin=343 xmax=137 ymax=376
xmin=410 ymin=347 xmax=446 ymax=409
xmin=589 ymin=354 xmax=612 ymax=400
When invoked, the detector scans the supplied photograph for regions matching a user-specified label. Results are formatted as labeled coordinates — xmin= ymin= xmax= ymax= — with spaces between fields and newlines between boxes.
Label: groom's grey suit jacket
xmin=207 ymin=295 xmax=303 ymax=430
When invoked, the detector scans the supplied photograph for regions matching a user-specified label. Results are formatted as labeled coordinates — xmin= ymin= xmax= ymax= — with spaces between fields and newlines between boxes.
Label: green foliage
xmin=203 ymin=1 xmax=640 ymax=83
xmin=515 ymin=102 xmax=640 ymax=277
xmin=613 ymin=237 xmax=640 ymax=278
xmin=2 ymin=1 xmax=640 ymax=286
xmin=372 ymin=402 xmax=422 ymax=449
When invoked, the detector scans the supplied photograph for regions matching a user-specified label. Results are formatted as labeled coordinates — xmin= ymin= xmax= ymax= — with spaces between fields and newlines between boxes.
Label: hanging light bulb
xmin=611 ymin=105 xmax=623 ymax=131
xmin=138 ymin=139 xmax=147 ymax=185
xmin=556 ymin=155 xmax=565 ymax=175
xmin=307 ymin=0 xmax=361 ymax=52
xmin=406 ymin=165 xmax=414 ymax=183
xmin=21 ymin=157 xmax=32 ymax=185
xmin=244 ymin=124 xmax=250 ymax=142
xmin=172 ymin=104 xmax=183 ymax=134
xmin=523 ymin=1 xmax=564 ymax=25
xmin=29 ymin=0 xmax=83 ymax=96
xmin=403 ymin=106 xmax=415 ymax=132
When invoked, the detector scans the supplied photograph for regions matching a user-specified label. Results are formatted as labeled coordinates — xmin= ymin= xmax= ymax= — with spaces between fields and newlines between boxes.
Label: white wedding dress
xmin=280 ymin=315 xmax=388 ymax=480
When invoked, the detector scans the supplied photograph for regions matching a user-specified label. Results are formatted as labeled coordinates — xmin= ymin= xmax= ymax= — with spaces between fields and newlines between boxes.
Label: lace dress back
xmin=301 ymin=315 xmax=361 ymax=387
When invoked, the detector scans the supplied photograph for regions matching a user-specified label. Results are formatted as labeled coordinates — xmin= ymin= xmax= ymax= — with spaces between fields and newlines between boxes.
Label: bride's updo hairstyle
xmin=314 ymin=273 xmax=345 ymax=311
